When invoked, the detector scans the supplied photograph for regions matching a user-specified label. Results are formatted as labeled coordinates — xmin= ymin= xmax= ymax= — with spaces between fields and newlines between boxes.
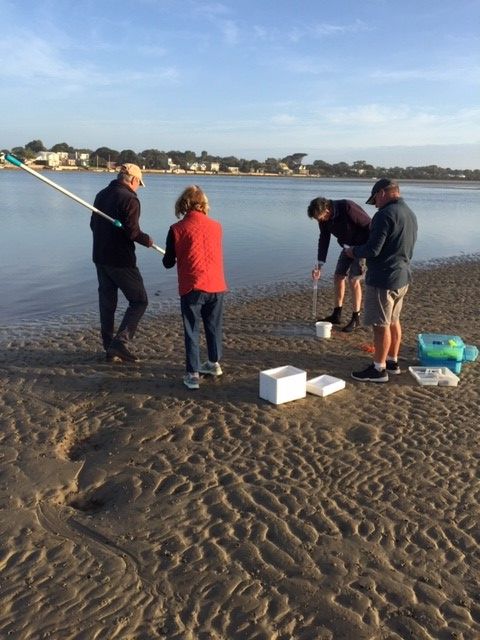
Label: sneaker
xmin=351 ymin=363 xmax=389 ymax=383
xmin=183 ymin=373 xmax=200 ymax=390
xmin=199 ymin=361 xmax=223 ymax=376
xmin=323 ymin=312 xmax=342 ymax=325
xmin=386 ymin=360 xmax=401 ymax=374
xmin=106 ymin=341 xmax=140 ymax=363
xmin=106 ymin=352 xmax=122 ymax=363
xmin=342 ymin=315 xmax=361 ymax=333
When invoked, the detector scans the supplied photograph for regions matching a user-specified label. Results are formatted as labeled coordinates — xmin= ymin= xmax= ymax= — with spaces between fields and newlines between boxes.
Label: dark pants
xmin=180 ymin=291 xmax=224 ymax=373
xmin=95 ymin=264 xmax=148 ymax=349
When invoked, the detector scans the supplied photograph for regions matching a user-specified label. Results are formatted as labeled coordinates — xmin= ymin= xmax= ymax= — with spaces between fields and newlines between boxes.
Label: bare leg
xmin=373 ymin=325 xmax=391 ymax=367
xmin=348 ymin=278 xmax=362 ymax=313
xmin=333 ymin=275 xmax=346 ymax=307
xmin=388 ymin=321 xmax=402 ymax=359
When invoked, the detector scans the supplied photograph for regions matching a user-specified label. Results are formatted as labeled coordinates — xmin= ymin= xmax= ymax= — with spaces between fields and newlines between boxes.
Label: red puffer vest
xmin=171 ymin=210 xmax=228 ymax=296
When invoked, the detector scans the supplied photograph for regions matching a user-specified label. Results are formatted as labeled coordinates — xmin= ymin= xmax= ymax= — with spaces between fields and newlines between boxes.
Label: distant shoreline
xmin=1 ymin=164 xmax=478 ymax=185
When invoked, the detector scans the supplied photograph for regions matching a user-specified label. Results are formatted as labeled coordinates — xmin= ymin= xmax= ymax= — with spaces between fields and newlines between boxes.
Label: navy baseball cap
xmin=366 ymin=178 xmax=398 ymax=204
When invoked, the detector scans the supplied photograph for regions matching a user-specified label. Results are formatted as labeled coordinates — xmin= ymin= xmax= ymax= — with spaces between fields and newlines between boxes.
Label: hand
xmin=344 ymin=246 xmax=354 ymax=259
xmin=312 ymin=266 xmax=321 ymax=281
xmin=148 ymin=237 xmax=154 ymax=248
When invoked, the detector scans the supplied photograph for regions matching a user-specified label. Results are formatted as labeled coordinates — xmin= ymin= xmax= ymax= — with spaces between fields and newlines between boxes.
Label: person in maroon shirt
xmin=308 ymin=197 xmax=371 ymax=332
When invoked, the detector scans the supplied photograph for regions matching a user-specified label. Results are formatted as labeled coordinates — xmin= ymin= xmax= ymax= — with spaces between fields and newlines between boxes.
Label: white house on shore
xmin=35 ymin=151 xmax=61 ymax=167
xmin=34 ymin=151 xmax=90 ymax=168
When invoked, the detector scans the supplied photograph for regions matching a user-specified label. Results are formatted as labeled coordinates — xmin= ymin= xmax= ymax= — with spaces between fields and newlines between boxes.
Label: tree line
xmin=3 ymin=140 xmax=479 ymax=181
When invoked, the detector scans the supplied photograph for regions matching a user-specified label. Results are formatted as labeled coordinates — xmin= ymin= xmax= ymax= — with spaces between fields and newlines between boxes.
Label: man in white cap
xmin=90 ymin=163 xmax=153 ymax=362
xmin=345 ymin=178 xmax=418 ymax=382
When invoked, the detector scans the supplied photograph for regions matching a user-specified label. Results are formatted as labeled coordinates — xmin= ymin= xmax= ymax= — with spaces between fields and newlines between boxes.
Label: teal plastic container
xmin=417 ymin=334 xmax=465 ymax=374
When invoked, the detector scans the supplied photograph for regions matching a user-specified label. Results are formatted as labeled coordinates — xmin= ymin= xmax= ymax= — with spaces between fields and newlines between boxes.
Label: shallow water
xmin=1 ymin=170 xmax=479 ymax=325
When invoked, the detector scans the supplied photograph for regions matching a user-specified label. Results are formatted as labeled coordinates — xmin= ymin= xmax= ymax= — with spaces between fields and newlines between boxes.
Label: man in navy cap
xmin=345 ymin=178 xmax=418 ymax=382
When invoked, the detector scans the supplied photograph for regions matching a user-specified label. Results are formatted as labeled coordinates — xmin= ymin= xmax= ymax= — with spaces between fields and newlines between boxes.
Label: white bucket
xmin=315 ymin=321 xmax=332 ymax=338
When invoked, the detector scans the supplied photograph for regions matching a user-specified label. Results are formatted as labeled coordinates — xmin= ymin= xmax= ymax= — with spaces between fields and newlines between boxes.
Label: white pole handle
xmin=6 ymin=154 xmax=166 ymax=253
xmin=151 ymin=243 xmax=166 ymax=255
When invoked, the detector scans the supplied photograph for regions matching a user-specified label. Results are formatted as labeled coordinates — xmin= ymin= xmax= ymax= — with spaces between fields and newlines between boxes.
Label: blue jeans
xmin=95 ymin=264 xmax=148 ymax=349
xmin=180 ymin=291 xmax=224 ymax=373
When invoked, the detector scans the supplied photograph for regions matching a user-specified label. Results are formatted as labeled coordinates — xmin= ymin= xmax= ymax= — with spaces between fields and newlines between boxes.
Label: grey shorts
xmin=335 ymin=250 xmax=366 ymax=279
xmin=363 ymin=285 xmax=409 ymax=326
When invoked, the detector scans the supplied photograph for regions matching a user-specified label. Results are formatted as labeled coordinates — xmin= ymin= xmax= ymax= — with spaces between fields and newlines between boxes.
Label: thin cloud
xmin=282 ymin=55 xmax=330 ymax=75
xmin=0 ymin=34 xmax=100 ymax=84
xmin=312 ymin=19 xmax=370 ymax=36
xmin=271 ymin=114 xmax=297 ymax=126
xmin=323 ymin=104 xmax=413 ymax=126
xmin=194 ymin=2 xmax=231 ymax=18
xmin=193 ymin=2 xmax=239 ymax=45
xmin=371 ymin=65 xmax=480 ymax=83
xmin=138 ymin=45 xmax=168 ymax=57
xmin=0 ymin=33 xmax=179 ymax=89
xmin=289 ymin=19 xmax=370 ymax=42
xmin=220 ymin=19 xmax=240 ymax=45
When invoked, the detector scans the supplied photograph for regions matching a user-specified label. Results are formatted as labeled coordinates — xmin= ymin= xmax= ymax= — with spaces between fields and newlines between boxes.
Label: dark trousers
xmin=95 ymin=264 xmax=148 ymax=349
xmin=180 ymin=291 xmax=224 ymax=373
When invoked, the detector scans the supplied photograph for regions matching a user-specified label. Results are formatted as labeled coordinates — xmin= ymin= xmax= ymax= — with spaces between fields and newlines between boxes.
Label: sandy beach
xmin=0 ymin=257 xmax=479 ymax=640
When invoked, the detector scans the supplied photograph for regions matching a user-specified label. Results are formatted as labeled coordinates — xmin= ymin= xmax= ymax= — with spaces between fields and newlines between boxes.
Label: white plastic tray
xmin=306 ymin=374 xmax=345 ymax=397
xmin=408 ymin=366 xmax=459 ymax=387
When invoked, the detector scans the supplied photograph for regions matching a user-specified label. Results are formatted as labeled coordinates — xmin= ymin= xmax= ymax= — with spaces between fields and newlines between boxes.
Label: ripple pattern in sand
xmin=0 ymin=260 xmax=479 ymax=639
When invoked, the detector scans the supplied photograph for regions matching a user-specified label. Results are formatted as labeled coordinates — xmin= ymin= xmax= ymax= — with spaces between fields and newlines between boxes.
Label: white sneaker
xmin=199 ymin=361 xmax=223 ymax=376
xmin=183 ymin=373 xmax=200 ymax=389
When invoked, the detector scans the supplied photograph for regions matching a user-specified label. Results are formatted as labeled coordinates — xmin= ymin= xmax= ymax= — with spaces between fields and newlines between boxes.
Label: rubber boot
xmin=322 ymin=306 xmax=342 ymax=324
xmin=342 ymin=312 xmax=361 ymax=333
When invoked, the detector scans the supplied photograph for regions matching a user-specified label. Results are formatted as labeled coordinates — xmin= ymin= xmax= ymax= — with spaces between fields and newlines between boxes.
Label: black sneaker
xmin=323 ymin=312 xmax=342 ymax=325
xmin=342 ymin=315 xmax=360 ymax=333
xmin=386 ymin=360 xmax=401 ymax=374
xmin=351 ymin=363 xmax=388 ymax=383
xmin=106 ymin=341 xmax=140 ymax=363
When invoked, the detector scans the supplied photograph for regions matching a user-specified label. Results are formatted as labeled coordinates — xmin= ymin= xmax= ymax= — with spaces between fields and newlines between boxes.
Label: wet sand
xmin=0 ymin=257 xmax=479 ymax=639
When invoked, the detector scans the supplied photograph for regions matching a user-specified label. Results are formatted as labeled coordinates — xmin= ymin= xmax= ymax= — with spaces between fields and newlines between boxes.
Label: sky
xmin=1 ymin=0 xmax=479 ymax=169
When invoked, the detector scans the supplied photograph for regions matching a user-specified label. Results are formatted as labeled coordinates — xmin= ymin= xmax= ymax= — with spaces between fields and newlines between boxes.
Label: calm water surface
xmin=1 ymin=170 xmax=479 ymax=324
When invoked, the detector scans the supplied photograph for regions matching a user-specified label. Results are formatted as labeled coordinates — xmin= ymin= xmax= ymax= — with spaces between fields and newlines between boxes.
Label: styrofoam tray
xmin=408 ymin=366 xmax=459 ymax=387
xmin=306 ymin=374 xmax=346 ymax=397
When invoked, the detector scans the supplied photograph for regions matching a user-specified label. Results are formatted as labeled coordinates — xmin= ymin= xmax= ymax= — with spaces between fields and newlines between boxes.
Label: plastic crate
xmin=417 ymin=334 xmax=465 ymax=374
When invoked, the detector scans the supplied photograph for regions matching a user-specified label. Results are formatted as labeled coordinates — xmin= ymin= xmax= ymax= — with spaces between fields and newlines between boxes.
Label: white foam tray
xmin=259 ymin=365 xmax=307 ymax=404
xmin=408 ymin=366 xmax=459 ymax=387
xmin=306 ymin=374 xmax=346 ymax=397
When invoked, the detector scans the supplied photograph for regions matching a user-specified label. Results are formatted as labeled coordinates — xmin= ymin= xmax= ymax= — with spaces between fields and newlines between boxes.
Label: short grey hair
xmin=118 ymin=171 xmax=135 ymax=186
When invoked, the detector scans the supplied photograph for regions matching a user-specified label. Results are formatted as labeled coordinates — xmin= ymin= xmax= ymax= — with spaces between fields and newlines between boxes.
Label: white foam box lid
xmin=259 ymin=365 xmax=307 ymax=404
xmin=306 ymin=374 xmax=346 ymax=397
xmin=408 ymin=366 xmax=459 ymax=387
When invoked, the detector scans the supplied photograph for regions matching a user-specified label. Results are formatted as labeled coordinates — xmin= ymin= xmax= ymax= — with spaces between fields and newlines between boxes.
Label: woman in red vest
xmin=163 ymin=185 xmax=228 ymax=390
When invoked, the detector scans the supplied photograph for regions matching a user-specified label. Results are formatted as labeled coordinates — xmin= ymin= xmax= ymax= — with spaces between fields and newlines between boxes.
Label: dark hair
xmin=307 ymin=197 xmax=330 ymax=219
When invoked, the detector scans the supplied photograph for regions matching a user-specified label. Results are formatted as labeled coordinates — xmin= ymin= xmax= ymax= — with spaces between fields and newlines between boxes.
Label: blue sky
xmin=1 ymin=0 xmax=479 ymax=168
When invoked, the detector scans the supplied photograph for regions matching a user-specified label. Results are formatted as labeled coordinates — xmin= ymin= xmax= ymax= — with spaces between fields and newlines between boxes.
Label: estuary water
xmin=1 ymin=170 xmax=479 ymax=324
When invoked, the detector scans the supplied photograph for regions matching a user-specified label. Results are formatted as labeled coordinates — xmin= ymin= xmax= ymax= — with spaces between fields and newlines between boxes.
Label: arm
xmin=162 ymin=228 xmax=176 ymax=269
xmin=317 ymin=222 xmax=331 ymax=264
xmin=123 ymin=198 xmax=153 ymax=247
